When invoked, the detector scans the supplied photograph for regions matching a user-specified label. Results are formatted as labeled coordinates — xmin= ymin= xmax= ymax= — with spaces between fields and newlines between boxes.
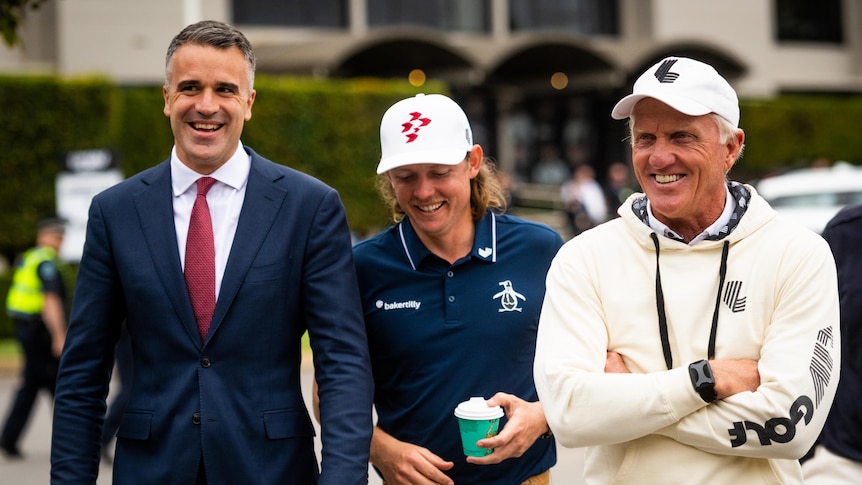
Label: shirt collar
xmin=398 ymin=211 xmax=497 ymax=270
xmin=171 ymin=141 xmax=250 ymax=196
xmin=645 ymin=184 xmax=735 ymax=244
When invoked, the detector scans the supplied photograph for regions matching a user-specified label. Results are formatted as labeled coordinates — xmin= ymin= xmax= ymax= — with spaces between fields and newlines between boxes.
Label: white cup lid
xmin=454 ymin=397 xmax=504 ymax=420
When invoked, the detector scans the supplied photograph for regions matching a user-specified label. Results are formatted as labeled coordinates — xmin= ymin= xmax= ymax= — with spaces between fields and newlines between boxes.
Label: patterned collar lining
xmin=631 ymin=182 xmax=751 ymax=243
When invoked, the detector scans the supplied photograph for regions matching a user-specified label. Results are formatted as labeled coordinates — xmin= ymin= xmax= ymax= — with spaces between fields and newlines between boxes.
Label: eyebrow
xmin=175 ymin=79 xmax=199 ymax=90
xmin=174 ymin=80 xmax=241 ymax=92
xmin=216 ymin=81 xmax=240 ymax=92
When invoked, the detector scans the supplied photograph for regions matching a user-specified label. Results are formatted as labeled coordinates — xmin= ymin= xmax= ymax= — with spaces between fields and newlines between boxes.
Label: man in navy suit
xmin=50 ymin=20 xmax=373 ymax=484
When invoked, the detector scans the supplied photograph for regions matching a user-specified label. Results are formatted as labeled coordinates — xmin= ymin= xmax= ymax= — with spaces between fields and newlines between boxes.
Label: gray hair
xmin=165 ymin=20 xmax=256 ymax=94
xmin=711 ymin=114 xmax=745 ymax=162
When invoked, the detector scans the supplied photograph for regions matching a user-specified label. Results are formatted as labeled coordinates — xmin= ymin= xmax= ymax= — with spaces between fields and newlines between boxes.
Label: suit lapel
xmin=132 ymin=161 xmax=203 ymax=347
xmin=207 ymin=154 xmax=287 ymax=343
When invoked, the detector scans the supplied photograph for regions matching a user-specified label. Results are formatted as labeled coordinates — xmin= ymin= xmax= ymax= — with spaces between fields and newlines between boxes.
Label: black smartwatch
xmin=689 ymin=359 xmax=717 ymax=403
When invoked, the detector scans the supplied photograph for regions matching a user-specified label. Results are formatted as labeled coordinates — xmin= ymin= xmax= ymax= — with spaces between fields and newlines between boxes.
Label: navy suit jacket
xmin=51 ymin=147 xmax=373 ymax=484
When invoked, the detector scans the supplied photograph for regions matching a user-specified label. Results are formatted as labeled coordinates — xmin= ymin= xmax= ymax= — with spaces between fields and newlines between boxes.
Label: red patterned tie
xmin=185 ymin=177 xmax=217 ymax=342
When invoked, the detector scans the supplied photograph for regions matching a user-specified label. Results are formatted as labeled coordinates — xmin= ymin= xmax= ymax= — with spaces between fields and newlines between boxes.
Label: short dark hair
xmin=37 ymin=217 xmax=66 ymax=235
xmin=165 ymin=20 xmax=256 ymax=93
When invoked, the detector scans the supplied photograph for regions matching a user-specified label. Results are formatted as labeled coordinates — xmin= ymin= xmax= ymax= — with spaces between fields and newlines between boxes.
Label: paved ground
xmin=0 ymin=356 xmax=585 ymax=484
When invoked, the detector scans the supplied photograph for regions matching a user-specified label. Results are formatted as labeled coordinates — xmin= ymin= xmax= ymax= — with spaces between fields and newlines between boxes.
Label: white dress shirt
xmin=171 ymin=141 xmax=249 ymax=299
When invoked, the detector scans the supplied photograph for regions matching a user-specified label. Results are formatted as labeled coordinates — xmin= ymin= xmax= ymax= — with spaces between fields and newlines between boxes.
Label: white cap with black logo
xmin=612 ymin=57 xmax=740 ymax=127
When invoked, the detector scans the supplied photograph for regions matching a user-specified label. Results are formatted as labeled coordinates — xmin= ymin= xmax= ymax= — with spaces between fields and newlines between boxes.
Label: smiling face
xmin=630 ymin=98 xmax=743 ymax=239
xmin=163 ymin=44 xmax=255 ymax=174
xmin=387 ymin=146 xmax=481 ymax=248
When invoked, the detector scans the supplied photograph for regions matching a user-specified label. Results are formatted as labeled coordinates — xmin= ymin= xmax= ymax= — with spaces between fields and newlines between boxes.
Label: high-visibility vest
xmin=6 ymin=246 xmax=58 ymax=317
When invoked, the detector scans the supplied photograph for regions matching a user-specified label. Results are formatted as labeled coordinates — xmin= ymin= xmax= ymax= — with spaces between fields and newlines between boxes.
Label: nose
xmin=413 ymin=174 xmax=436 ymax=200
xmin=648 ymin=138 xmax=676 ymax=168
xmin=196 ymin=88 xmax=218 ymax=115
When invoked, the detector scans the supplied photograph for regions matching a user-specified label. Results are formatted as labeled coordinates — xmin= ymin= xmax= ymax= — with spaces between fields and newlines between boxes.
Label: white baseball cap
xmin=612 ymin=57 xmax=740 ymax=127
xmin=377 ymin=93 xmax=474 ymax=174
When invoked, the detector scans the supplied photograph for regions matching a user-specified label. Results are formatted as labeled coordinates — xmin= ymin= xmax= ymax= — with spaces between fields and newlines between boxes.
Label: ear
xmin=725 ymin=129 xmax=745 ymax=171
xmin=163 ymin=86 xmax=170 ymax=118
xmin=467 ymin=145 xmax=483 ymax=178
xmin=244 ymin=89 xmax=256 ymax=121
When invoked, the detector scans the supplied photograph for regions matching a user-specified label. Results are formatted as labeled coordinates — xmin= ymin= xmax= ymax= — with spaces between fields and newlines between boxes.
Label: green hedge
xmin=0 ymin=75 xmax=119 ymax=261
xmin=242 ymin=76 xmax=428 ymax=233
xmin=739 ymin=95 xmax=862 ymax=176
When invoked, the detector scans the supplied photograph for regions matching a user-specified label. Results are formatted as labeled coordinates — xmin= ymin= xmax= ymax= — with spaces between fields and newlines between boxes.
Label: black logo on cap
xmin=654 ymin=59 xmax=680 ymax=83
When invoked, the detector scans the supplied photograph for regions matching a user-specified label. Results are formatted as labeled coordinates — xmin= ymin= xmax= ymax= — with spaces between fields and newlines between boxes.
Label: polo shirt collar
xmin=397 ymin=211 xmax=497 ymax=270
xmin=471 ymin=211 xmax=497 ymax=263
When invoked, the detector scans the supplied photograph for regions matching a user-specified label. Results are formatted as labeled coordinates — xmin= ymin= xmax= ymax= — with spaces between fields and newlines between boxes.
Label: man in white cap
xmin=534 ymin=57 xmax=841 ymax=484
xmin=353 ymin=93 xmax=563 ymax=484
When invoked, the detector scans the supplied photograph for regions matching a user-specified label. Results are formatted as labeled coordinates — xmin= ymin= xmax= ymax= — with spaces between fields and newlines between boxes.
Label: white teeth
xmin=418 ymin=202 xmax=444 ymax=212
xmin=655 ymin=174 xmax=683 ymax=184
xmin=193 ymin=123 xmax=219 ymax=130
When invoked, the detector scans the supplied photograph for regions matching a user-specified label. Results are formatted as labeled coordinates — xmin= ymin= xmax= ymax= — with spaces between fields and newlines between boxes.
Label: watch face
xmin=690 ymin=360 xmax=717 ymax=402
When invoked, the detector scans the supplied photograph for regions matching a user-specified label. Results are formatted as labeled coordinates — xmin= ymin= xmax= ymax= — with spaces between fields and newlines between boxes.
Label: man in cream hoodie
xmin=534 ymin=57 xmax=840 ymax=484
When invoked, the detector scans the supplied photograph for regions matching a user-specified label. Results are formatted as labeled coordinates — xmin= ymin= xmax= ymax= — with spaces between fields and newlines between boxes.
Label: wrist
xmin=689 ymin=359 xmax=717 ymax=403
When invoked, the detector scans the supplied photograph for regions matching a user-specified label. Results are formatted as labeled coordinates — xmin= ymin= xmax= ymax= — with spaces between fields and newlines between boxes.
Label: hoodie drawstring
xmin=709 ymin=241 xmax=730 ymax=360
xmin=650 ymin=233 xmax=730 ymax=370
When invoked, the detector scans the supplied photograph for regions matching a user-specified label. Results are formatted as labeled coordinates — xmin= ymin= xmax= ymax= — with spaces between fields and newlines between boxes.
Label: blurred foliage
xmin=0 ymin=0 xmax=47 ymax=47
xmin=242 ymin=76 xmax=434 ymax=235
xmin=0 ymin=75 xmax=119 ymax=262
xmin=739 ymin=95 xmax=862 ymax=179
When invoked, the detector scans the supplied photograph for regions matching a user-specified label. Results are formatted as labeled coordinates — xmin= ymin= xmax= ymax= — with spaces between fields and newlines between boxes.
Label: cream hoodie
xmin=535 ymin=185 xmax=840 ymax=485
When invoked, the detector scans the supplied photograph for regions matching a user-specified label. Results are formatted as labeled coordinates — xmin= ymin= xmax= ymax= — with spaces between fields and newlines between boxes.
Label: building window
xmin=775 ymin=0 xmax=843 ymax=43
xmin=233 ymin=0 xmax=348 ymax=28
xmin=367 ymin=0 xmax=490 ymax=32
xmin=509 ymin=0 xmax=619 ymax=35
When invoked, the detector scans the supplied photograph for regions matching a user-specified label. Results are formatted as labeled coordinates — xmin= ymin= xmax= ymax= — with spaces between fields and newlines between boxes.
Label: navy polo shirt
xmin=354 ymin=211 xmax=563 ymax=484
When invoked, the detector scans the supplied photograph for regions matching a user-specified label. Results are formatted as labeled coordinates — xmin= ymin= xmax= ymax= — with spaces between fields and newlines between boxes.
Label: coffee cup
xmin=453 ymin=397 xmax=504 ymax=457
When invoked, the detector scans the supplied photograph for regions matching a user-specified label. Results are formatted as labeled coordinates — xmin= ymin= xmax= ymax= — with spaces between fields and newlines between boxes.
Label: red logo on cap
xmin=401 ymin=112 xmax=431 ymax=143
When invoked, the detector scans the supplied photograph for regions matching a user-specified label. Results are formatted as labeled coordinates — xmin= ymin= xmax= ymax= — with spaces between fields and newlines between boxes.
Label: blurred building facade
xmin=2 ymin=0 xmax=861 ymax=185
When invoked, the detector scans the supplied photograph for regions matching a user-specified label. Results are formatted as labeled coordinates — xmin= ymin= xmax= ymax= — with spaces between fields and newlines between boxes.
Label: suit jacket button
xmin=192 ymin=412 xmax=201 ymax=425
xmin=201 ymin=357 xmax=212 ymax=368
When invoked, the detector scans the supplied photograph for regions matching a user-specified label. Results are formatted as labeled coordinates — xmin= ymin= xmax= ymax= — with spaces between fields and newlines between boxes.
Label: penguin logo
xmin=493 ymin=280 xmax=525 ymax=313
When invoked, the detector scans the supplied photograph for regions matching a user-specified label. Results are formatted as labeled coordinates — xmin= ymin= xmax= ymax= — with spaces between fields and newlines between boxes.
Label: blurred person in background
xmin=560 ymin=163 xmax=608 ymax=237
xmin=604 ymin=161 xmax=638 ymax=216
xmin=531 ymin=143 xmax=570 ymax=185
xmin=802 ymin=203 xmax=862 ymax=483
xmin=1 ymin=217 xmax=67 ymax=458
